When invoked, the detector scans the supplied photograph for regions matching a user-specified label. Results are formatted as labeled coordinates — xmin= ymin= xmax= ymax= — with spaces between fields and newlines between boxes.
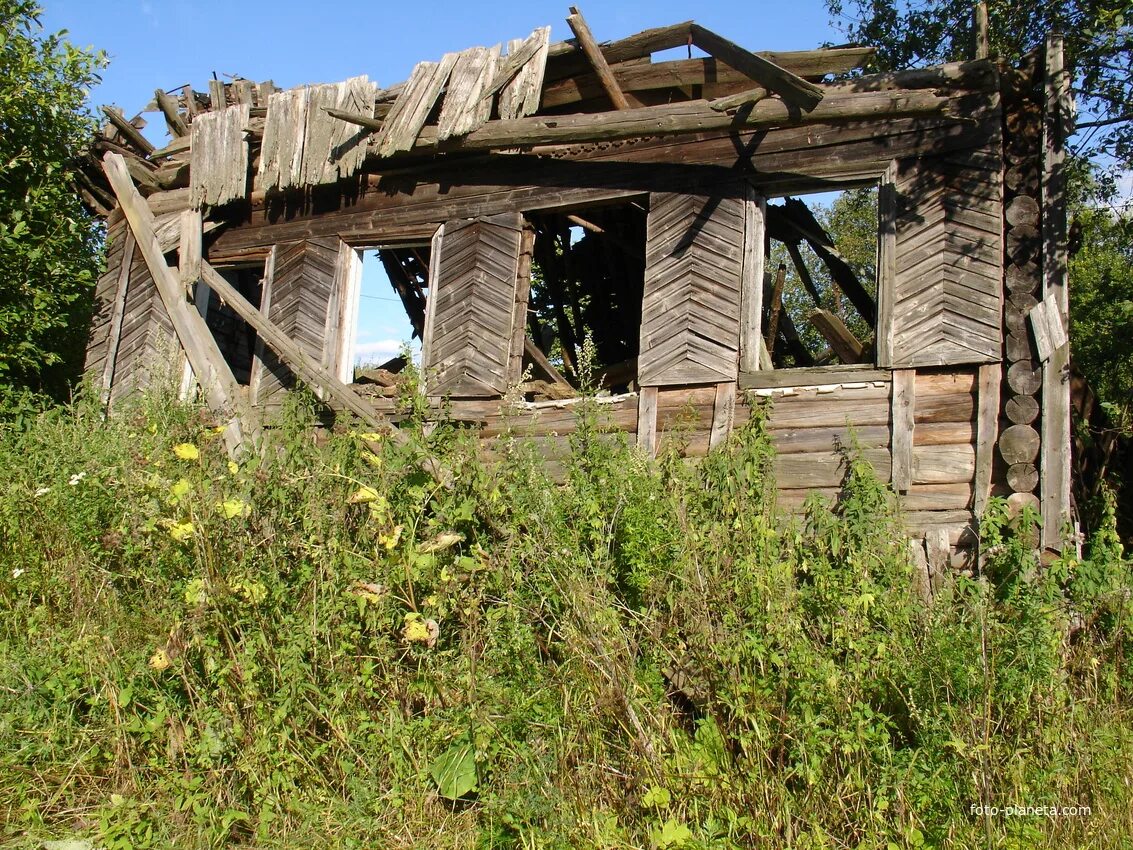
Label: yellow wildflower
xmin=402 ymin=612 xmax=439 ymax=647
xmin=172 ymin=443 xmax=200 ymax=461
xmin=168 ymin=520 xmax=195 ymax=542
xmin=358 ymin=432 xmax=384 ymax=442
xmin=420 ymin=531 xmax=463 ymax=553
xmin=349 ymin=486 xmax=381 ymax=504
xmin=218 ymin=498 xmax=250 ymax=519
xmin=227 ymin=460 xmax=239 ymax=475
xmin=378 ymin=524 xmax=403 ymax=551
xmin=149 ymin=647 xmax=171 ymax=671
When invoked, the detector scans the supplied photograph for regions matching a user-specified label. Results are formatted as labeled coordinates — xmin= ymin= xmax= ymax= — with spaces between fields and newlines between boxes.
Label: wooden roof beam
xmin=101 ymin=106 xmax=156 ymax=157
xmin=382 ymin=87 xmax=952 ymax=157
xmin=565 ymin=6 xmax=630 ymax=110
xmin=688 ymin=24 xmax=824 ymax=111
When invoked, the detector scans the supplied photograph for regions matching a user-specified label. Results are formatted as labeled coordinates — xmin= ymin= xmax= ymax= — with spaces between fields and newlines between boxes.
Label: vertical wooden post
xmin=637 ymin=386 xmax=658 ymax=457
xmin=739 ymin=188 xmax=767 ymax=374
xmin=509 ymin=224 xmax=536 ymax=386
xmin=709 ymin=381 xmax=737 ymax=449
xmin=1040 ymin=35 xmax=1071 ymax=549
xmin=325 ymin=241 xmax=363 ymax=385
xmin=420 ymin=224 xmax=445 ymax=398
xmin=891 ymin=369 xmax=915 ymax=493
xmin=248 ymin=245 xmax=276 ymax=406
xmin=974 ymin=362 xmax=1002 ymax=516
xmin=178 ymin=209 xmax=206 ymax=401
xmin=876 ymin=162 xmax=898 ymax=368
xmin=974 ymin=2 xmax=990 ymax=60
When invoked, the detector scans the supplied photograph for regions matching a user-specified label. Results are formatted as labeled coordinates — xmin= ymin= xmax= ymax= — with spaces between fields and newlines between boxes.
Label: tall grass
xmin=0 ymin=383 xmax=1130 ymax=849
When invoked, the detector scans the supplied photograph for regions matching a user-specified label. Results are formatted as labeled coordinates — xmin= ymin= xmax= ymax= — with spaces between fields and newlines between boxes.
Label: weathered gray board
xmin=422 ymin=213 xmax=525 ymax=398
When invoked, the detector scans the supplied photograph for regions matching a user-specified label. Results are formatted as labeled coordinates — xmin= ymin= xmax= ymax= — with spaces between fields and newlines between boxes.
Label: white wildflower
xmin=68 ymin=472 xmax=87 ymax=486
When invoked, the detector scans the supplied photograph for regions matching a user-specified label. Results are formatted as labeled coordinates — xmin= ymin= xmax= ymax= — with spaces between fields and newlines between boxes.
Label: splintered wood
xmin=498 ymin=27 xmax=551 ymax=120
xmin=437 ymin=46 xmax=502 ymax=141
xmin=259 ymin=76 xmax=378 ymax=191
xmin=189 ymin=103 xmax=249 ymax=209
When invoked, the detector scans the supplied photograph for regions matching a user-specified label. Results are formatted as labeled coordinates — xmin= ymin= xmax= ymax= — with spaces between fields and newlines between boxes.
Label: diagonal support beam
xmin=102 ymin=151 xmax=257 ymax=456
xmin=689 ymin=24 xmax=824 ymax=111
xmin=197 ymin=261 xmax=449 ymax=484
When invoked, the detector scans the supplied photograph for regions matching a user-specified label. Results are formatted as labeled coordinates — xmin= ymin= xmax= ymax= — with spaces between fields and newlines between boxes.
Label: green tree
xmin=825 ymin=0 xmax=1133 ymax=169
xmin=1069 ymin=207 xmax=1133 ymax=421
xmin=0 ymin=1 xmax=105 ymax=412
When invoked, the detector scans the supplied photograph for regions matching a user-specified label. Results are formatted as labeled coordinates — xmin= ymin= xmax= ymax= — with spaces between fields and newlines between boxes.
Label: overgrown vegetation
xmin=0 ymin=2 xmax=105 ymax=415
xmin=1 ymin=380 xmax=1131 ymax=849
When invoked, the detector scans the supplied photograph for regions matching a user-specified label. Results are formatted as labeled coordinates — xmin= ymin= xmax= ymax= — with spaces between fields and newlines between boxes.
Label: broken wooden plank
xmin=101 ymin=106 xmax=155 ymax=156
xmin=302 ymin=76 xmax=378 ymax=185
xmin=208 ymin=78 xmax=227 ymax=110
xmin=524 ymin=338 xmax=573 ymax=390
xmin=808 ymin=309 xmax=865 ymax=363
xmin=689 ymin=24 xmax=824 ymax=111
xmin=102 ymin=152 xmax=257 ymax=455
xmin=498 ymin=27 xmax=552 ymax=120
xmin=437 ymin=46 xmax=502 ymax=141
xmin=154 ymin=88 xmax=189 ymax=137
xmin=259 ymin=87 xmax=309 ymax=191
xmin=484 ymin=27 xmax=552 ymax=103
xmin=189 ymin=103 xmax=250 ymax=208
xmin=377 ymin=55 xmax=458 ymax=157
xmin=178 ymin=209 xmax=202 ymax=291
xmin=566 ymin=6 xmax=629 ymax=110
xmin=709 ymin=86 xmax=769 ymax=112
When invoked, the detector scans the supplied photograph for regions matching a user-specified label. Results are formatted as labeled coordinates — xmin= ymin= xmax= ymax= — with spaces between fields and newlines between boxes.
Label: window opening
xmin=197 ymin=263 xmax=263 ymax=386
xmin=348 ymin=244 xmax=430 ymax=394
xmin=525 ymin=199 xmax=646 ymax=399
xmin=763 ymin=186 xmax=879 ymax=368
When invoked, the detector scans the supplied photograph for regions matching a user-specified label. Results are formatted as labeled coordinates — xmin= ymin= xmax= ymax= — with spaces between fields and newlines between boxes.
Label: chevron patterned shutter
xmin=638 ymin=192 xmax=747 ymax=386
xmin=422 ymin=213 xmax=524 ymax=398
xmin=254 ymin=237 xmax=340 ymax=406
xmin=883 ymin=151 xmax=1003 ymax=367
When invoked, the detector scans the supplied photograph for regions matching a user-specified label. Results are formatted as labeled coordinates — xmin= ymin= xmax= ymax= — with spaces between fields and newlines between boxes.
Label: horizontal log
xmin=740 ymin=365 xmax=890 ymax=389
xmin=914 ymin=443 xmax=976 ymax=484
xmin=775 ymin=448 xmax=892 ymax=489
xmin=377 ymin=89 xmax=954 ymax=157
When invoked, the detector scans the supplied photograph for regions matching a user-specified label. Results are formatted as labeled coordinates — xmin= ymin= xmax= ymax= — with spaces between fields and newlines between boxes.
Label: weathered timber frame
xmin=79 ymin=11 xmax=1074 ymax=572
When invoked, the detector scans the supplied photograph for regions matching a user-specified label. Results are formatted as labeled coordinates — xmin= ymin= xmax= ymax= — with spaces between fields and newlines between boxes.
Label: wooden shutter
xmin=881 ymin=150 xmax=1003 ymax=367
xmin=638 ymin=192 xmax=747 ymax=386
xmin=422 ymin=213 xmax=524 ymax=398
xmin=254 ymin=237 xmax=340 ymax=405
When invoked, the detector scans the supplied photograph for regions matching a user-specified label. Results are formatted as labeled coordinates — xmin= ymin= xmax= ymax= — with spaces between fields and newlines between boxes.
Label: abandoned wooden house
xmin=76 ymin=10 xmax=1075 ymax=574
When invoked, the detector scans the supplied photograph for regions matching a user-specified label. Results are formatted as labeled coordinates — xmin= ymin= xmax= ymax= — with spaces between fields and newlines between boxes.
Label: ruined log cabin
xmin=76 ymin=12 xmax=1075 ymax=571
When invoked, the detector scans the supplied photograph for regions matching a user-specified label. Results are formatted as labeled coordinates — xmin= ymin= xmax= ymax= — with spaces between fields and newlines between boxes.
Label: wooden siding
xmin=254 ymin=237 xmax=340 ymax=406
xmin=84 ymin=213 xmax=130 ymax=380
xmin=638 ymin=192 xmax=746 ymax=386
xmin=103 ymin=239 xmax=178 ymax=406
xmin=884 ymin=149 xmax=1004 ymax=367
xmin=422 ymin=213 xmax=524 ymax=398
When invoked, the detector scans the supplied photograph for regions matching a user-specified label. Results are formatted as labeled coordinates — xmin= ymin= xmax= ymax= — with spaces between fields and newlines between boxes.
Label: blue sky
xmin=42 ymin=0 xmax=850 ymax=364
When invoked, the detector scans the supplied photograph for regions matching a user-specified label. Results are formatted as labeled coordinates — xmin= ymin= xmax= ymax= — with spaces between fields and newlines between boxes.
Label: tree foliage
xmin=825 ymin=0 xmax=1133 ymax=170
xmin=0 ymin=1 xmax=105 ymax=412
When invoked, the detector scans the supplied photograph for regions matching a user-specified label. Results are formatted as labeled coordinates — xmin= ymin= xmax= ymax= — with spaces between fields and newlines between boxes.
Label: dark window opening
xmin=764 ymin=186 xmax=879 ymax=369
xmin=200 ymin=265 xmax=263 ymax=385
xmin=525 ymin=200 xmax=646 ymax=398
